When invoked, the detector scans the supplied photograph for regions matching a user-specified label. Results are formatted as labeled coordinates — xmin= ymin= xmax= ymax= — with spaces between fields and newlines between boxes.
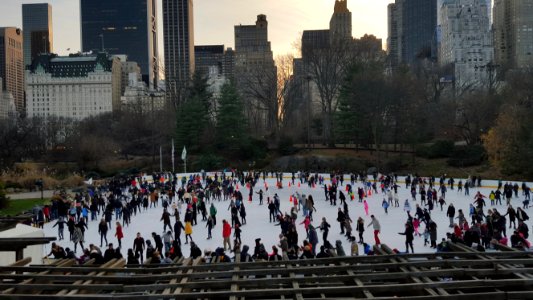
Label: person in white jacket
xmin=367 ymin=215 xmax=381 ymax=245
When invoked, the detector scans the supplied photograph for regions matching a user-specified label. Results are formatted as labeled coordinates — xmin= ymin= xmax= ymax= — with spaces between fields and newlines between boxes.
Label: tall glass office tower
xmin=22 ymin=3 xmax=53 ymax=68
xmin=80 ymin=0 xmax=158 ymax=88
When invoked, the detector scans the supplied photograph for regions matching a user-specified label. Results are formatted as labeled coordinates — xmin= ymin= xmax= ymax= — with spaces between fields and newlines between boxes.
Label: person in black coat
xmin=174 ymin=218 xmax=185 ymax=245
xmin=446 ymin=204 xmax=455 ymax=228
xmin=190 ymin=242 xmax=202 ymax=259
xmin=337 ymin=208 xmax=346 ymax=234
xmin=127 ymin=248 xmax=140 ymax=265
xmin=103 ymin=244 xmax=115 ymax=263
xmin=152 ymin=232 xmax=163 ymax=253
xmin=429 ymin=221 xmax=438 ymax=248
xmin=399 ymin=223 xmax=415 ymax=253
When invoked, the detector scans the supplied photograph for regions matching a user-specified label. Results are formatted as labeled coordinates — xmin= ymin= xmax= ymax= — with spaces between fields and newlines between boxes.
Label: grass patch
xmin=0 ymin=198 xmax=50 ymax=217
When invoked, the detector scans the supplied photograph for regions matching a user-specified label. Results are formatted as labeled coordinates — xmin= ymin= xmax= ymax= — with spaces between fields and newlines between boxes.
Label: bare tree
xmin=277 ymin=54 xmax=305 ymax=134
xmin=235 ymin=62 xmax=278 ymax=137
xmin=303 ymin=38 xmax=353 ymax=146
xmin=303 ymin=34 xmax=384 ymax=146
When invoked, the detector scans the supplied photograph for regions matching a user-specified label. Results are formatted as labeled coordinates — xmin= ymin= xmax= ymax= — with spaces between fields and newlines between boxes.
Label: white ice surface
xmin=42 ymin=174 xmax=533 ymax=259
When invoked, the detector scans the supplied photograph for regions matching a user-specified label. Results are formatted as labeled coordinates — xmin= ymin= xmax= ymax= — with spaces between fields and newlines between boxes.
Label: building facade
xmin=112 ymin=54 xmax=142 ymax=96
xmin=234 ymin=14 xmax=277 ymax=136
xmin=22 ymin=3 xmax=53 ymax=68
xmin=0 ymin=79 xmax=17 ymax=120
xmin=194 ymin=45 xmax=225 ymax=76
xmin=25 ymin=52 xmax=121 ymax=121
xmin=0 ymin=28 xmax=24 ymax=114
xmin=163 ymin=0 xmax=194 ymax=100
xmin=301 ymin=30 xmax=331 ymax=60
xmin=80 ymin=0 xmax=158 ymax=88
xmin=121 ymin=73 xmax=165 ymax=114
xmin=493 ymin=0 xmax=533 ymax=68
xmin=388 ymin=0 xmax=437 ymax=66
xmin=439 ymin=0 xmax=494 ymax=88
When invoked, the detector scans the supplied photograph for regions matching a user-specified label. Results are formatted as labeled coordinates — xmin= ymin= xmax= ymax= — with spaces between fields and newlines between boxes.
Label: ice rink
xmin=43 ymin=173 xmax=533 ymax=259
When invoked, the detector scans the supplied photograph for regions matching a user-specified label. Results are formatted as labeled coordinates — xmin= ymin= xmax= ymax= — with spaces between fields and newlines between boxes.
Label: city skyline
xmin=0 ymin=0 xmax=393 ymax=59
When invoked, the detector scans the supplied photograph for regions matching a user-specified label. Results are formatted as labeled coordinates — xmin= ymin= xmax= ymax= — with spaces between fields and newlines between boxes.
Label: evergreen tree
xmin=175 ymin=72 xmax=213 ymax=152
xmin=176 ymin=96 xmax=208 ymax=152
xmin=335 ymin=68 xmax=362 ymax=145
xmin=188 ymin=72 xmax=214 ymax=118
xmin=216 ymin=82 xmax=247 ymax=150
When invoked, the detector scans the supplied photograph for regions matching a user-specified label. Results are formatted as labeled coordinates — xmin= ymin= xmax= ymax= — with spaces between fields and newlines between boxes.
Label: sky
xmin=0 ymin=0 xmax=394 ymax=58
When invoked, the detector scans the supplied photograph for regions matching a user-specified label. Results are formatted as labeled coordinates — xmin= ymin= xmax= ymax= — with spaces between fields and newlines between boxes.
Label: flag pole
xmin=181 ymin=146 xmax=187 ymax=174
xmin=171 ymin=139 xmax=175 ymax=173
xmin=159 ymin=146 xmax=162 ymax=172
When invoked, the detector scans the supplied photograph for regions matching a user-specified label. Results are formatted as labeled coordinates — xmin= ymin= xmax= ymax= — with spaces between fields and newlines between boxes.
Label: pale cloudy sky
xmin=0 ymin=0 xmax=394 ymax=57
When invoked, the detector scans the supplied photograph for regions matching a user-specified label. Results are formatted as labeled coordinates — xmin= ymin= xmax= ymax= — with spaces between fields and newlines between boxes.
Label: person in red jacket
xmin=222 ymin=219 xmax=232 ymax=251
xmin=115 ymin=222 xmax=124 ymax=249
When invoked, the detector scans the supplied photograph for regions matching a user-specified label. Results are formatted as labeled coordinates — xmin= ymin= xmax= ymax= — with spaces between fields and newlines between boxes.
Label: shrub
xmin=60 ymin=175 xmax=85 ymax=188
xmin=239 ymin=138 xmax=267 ymax=160
xmin=384 ymin=157 xmax=407 ymax=173
xmin=417 ymin=140 xmax=455 ymax=159
xmin=278 ymin=136 xmax=297 ymax=155
xmin=196 ymin=154 xmax=224 ymax=170
xmin=447 ymin=145 xmax=486 ymax=167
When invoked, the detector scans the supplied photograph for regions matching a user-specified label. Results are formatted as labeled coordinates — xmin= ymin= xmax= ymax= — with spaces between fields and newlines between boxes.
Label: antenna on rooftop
xmin=99 ymin=33 xmax=105 ymax=52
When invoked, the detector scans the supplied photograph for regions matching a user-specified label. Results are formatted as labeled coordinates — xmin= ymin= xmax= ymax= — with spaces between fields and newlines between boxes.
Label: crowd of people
xmin=41 ymin=171 xmax=532 ymax=265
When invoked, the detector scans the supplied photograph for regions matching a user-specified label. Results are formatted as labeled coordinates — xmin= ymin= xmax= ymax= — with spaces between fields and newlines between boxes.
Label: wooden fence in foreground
xmin=1 ymin=243 xmax=533 ymax=299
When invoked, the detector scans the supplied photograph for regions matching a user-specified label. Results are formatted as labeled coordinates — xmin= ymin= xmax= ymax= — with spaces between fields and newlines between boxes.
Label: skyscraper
xmin=439 ymin=0 xmax=494 ymax=88
xmin=194 ymin=45 xmax=224 ymax=76
xmin=387 ymin=3 xmax=400 ymax=67
xmin=387 ymin=0 xmax=437 ymax=65
xmin=329 ymin=0 xmax=352 ymax=40
xmin=0 ymin=28 xmax=24 ymax=114
xmin=234 ymin=14 xmax=276 ymax=136
xmin=493 ymin=0 xmax=533 ymax=69
xmin=80 ymin=0 xmax=158 ymax=88
xmin=163 ymin=0 xmax=194 ymax=99
xmin=22 ymin=3 xmax=53 ymax=68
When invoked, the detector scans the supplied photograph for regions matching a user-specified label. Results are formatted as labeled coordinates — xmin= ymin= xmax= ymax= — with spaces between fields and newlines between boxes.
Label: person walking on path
xmin=367 ymin=215 xmax=381 ymax=245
